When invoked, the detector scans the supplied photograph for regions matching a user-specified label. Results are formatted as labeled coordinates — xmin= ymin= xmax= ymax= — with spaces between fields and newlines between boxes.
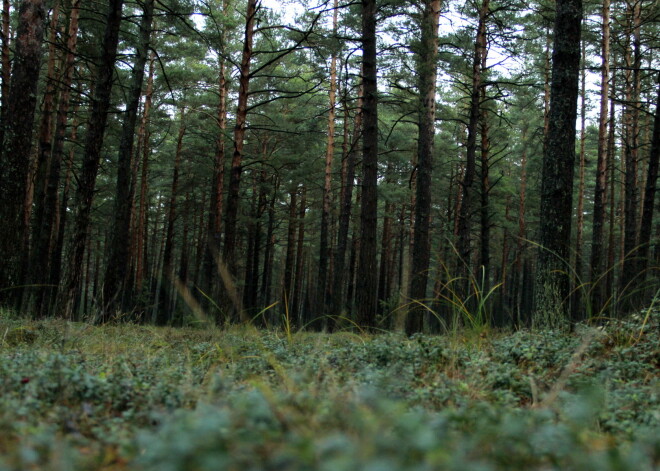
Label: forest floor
xmin=0 ymin=308 xmax=658 ymax=470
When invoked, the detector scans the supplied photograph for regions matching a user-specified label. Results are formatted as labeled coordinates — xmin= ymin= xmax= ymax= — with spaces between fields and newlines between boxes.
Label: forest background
xmin=0 ymin=0 xmax=658 ymax=332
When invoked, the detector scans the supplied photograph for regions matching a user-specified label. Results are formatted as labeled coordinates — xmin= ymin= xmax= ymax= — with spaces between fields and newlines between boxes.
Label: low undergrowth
xmin=0 ymin=309 xmax=658 ymax=470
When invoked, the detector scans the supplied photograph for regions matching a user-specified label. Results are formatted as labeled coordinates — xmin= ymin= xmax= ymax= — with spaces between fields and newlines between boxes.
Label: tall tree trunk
xmin=317 ymin=0 xmax=339 ymax=322
xmin=30 ymin=0 xmax=80 ymax=317
xmin=50 ymin=107 xmax=79 ymax=303
xmin=456 ymin=0 xmax=489 ymax=294
xmin=356 ymin=0 xmax=379 ymax=330
xmin=407 ymin=0 xmax=440 ymax=334
xmin=223 ymin=0 xmax=259 ymax=285
xmin=260 ymin=177 xmax=278 ymax=309
xmin=28 ymin=1 xmax=61 ymax=306
xmin=590 ymin=0 xmax=610 ymax=314
xmin=478 ymin=50 xmax=491 ymax=300
xmin=135 ymin=51 xmax=156 ymax=294
xmin=638 ymin=76 xmax=660 ymax=284
xmin=619 ymin=0 xmax=642 ymax=307
xmin=294 ymin=187 xmax=308 ymax=327
xmin=0 ymin=0 xmax=11 ymax=147
xmin=156 ymin=107 xmax=186 ymax=326
xmin=204 ymin=0 xmax=230 ymax=299
xmin=55 ymin=0 xmax=124 ymax=319
xmin=515 ymin=126 xmax=528 ymax=326
xmin=0 ymin=0 xmax=46 ymax=307
xmin=282 ymin=187 xmax=298 ymax=318
xmin=103 ymin=0 xmax=154 ymax=319
xmin=533 ymin=0 xmax=582 ymax=328
xmin=330 ymin=83 xmax=361 ymax=328
xmin=572 ymin=40 xmax=587 ymax=322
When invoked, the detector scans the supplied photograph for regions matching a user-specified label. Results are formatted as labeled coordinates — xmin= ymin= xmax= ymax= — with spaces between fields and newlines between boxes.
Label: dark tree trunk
xmin=638 ymin=76 xmax=660 ymax=283
xmin=55 ymin=0 xmax=124 ymax=319
xmin=0 ymin=0 xmax=11 ymax=147
xmin=204 ymin=0 xmax=230 ymax=300
xmin=533 ymin=0 xmax=582 ymax=328
xmin=30 ymin=0 xmax=80 ymax=317
xmin=28 ymin=0 xmax=61 ymax=309
xmin=572 ymin=41 xmax=587 ymax=322
xmin=589 ymin=0 xmax=610 ymax=313
xmin=260 ymin=177 xmax=278 ymax=309
xmin=223 ymin=0 xmax=259 ymax=279
xmin=282 ymin=188 xmax=298 ymax=319
xmin=103 ymin=0 xmax=154 ymax=319
xmin=456 ymin=0 xmax=489 ymax=294
xmin=0 ymin=0 xmax=46 ymax=307
xmin=317 ymin=0 xmax=339 ymax=323
xmin=407 ymin=0 xmax=440 ymax=334
xmin=294 ymin=187 xmax=308 ymax=327
xmin=356 ymin=0 xmax=379 ymax=330
xmin=135 ymin=51 xmax=155 ymax=295
xmin=619 ymin=2 xmax=642 ymax=307
xmin=156 ymin=107 xmax=186 ymax=326
xmin=330 ymin=84 xmax=361 ymax=329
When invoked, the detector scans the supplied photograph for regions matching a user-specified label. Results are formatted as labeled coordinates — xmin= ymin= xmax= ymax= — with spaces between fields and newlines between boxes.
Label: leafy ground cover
xmin=0 ymin=309 xmax=658 ymax=470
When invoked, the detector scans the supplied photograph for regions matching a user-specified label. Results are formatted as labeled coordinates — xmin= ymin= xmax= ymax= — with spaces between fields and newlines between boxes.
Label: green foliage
xmin=0 ymin=310 xmax=658 ymax=470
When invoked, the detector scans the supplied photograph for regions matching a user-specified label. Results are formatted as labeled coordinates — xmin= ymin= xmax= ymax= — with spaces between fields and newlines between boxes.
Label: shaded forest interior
xmin=0 ymin=0 xmax=658 ymax=332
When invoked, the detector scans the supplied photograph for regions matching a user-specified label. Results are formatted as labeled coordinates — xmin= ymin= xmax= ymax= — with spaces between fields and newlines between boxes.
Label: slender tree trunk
xmin=317 ymin=0 xmax=339 ymax=322
xmin=205 ymin=0 xmax=230 ymax=298
xmin=330 ymin=84 xmax=361 ymax=328
xmin=590 ymin=0 xmax=610 ymax=313
xmin=0 ymin=0 xmax=11 ymax=147
xmin=50 ymin=108 xmax=79 ymax=303
xmin=456 ymin=0 xmax=489 ymax=292
xmin=294 ymin=187 xmax=308 ymax=327
xmin=534 ymin=0 xmax=582 ymax=328
xmin=515 ymin=126 xmax=528 ymax=326
xmin=156 ymin=107 xmax=186 ymax=326
xmin=605 ymin=73 xmax=617 ymax=309
xmin=479 ymin=76 xmax=491 ymax=297
xmin=103 ymin=0 xmax=154 ymax=319
xmin=638 ymin=76 xmax=660 ymax=283
xmin=30 ymin=0 xmax=80 ymax=317
xmin=282 ymin=187 xmax=298 ymax=317
xmin=0 ymin=0 xmax=46 ymax=307
xmin=356 ymin=0 xmax=379 ymax=330
xmin=28 ymin=1 xmax=61 ymax=307
xmin=407 ymin=0 xmax=440 ymax=334
xmin=619 ymin=1 xmax=642 ymax=307
xmin=572 ymin=41 xmax=587 ymax=322
xmin=223 ymin=0 xmax=259 ymax=280
xmin=260 ymin=177 xmax=278 ymax=309
xmin=135 ymin=51 xmax=155 ymax=294
xmin=55 ymin=0 xmax=124 ymax=319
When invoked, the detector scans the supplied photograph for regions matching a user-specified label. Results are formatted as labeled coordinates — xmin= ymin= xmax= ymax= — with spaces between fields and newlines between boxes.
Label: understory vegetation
xmin=0 ymin=308 xmax=658 ymax=470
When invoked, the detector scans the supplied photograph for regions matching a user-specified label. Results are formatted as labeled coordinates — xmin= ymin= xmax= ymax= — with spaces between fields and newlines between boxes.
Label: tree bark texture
xmin=0 ymin=0 xmax=46 ymax=306
xmin=55 ymin=0 xmax=124 ymax=319
xmin=589 ymin=0 xmax=610 ymax=313
xmin=534 ymin=0 xmax=582 ymax=328
xmin=102 ymin=0 xmax=154 ymax=319
xmin=356 ymin=0 xmax=379 ymax=330
xmin=407 ymin=0 xmax=440 ymax=334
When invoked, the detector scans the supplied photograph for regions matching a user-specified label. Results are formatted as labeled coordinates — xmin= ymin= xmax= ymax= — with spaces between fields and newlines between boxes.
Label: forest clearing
xmin=0 ymin=308 xmax=658 ymax=470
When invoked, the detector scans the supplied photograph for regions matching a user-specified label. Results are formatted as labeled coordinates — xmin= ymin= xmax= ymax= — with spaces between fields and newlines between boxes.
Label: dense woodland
xmin=0 ymin=0 xmax=658 ymax=331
